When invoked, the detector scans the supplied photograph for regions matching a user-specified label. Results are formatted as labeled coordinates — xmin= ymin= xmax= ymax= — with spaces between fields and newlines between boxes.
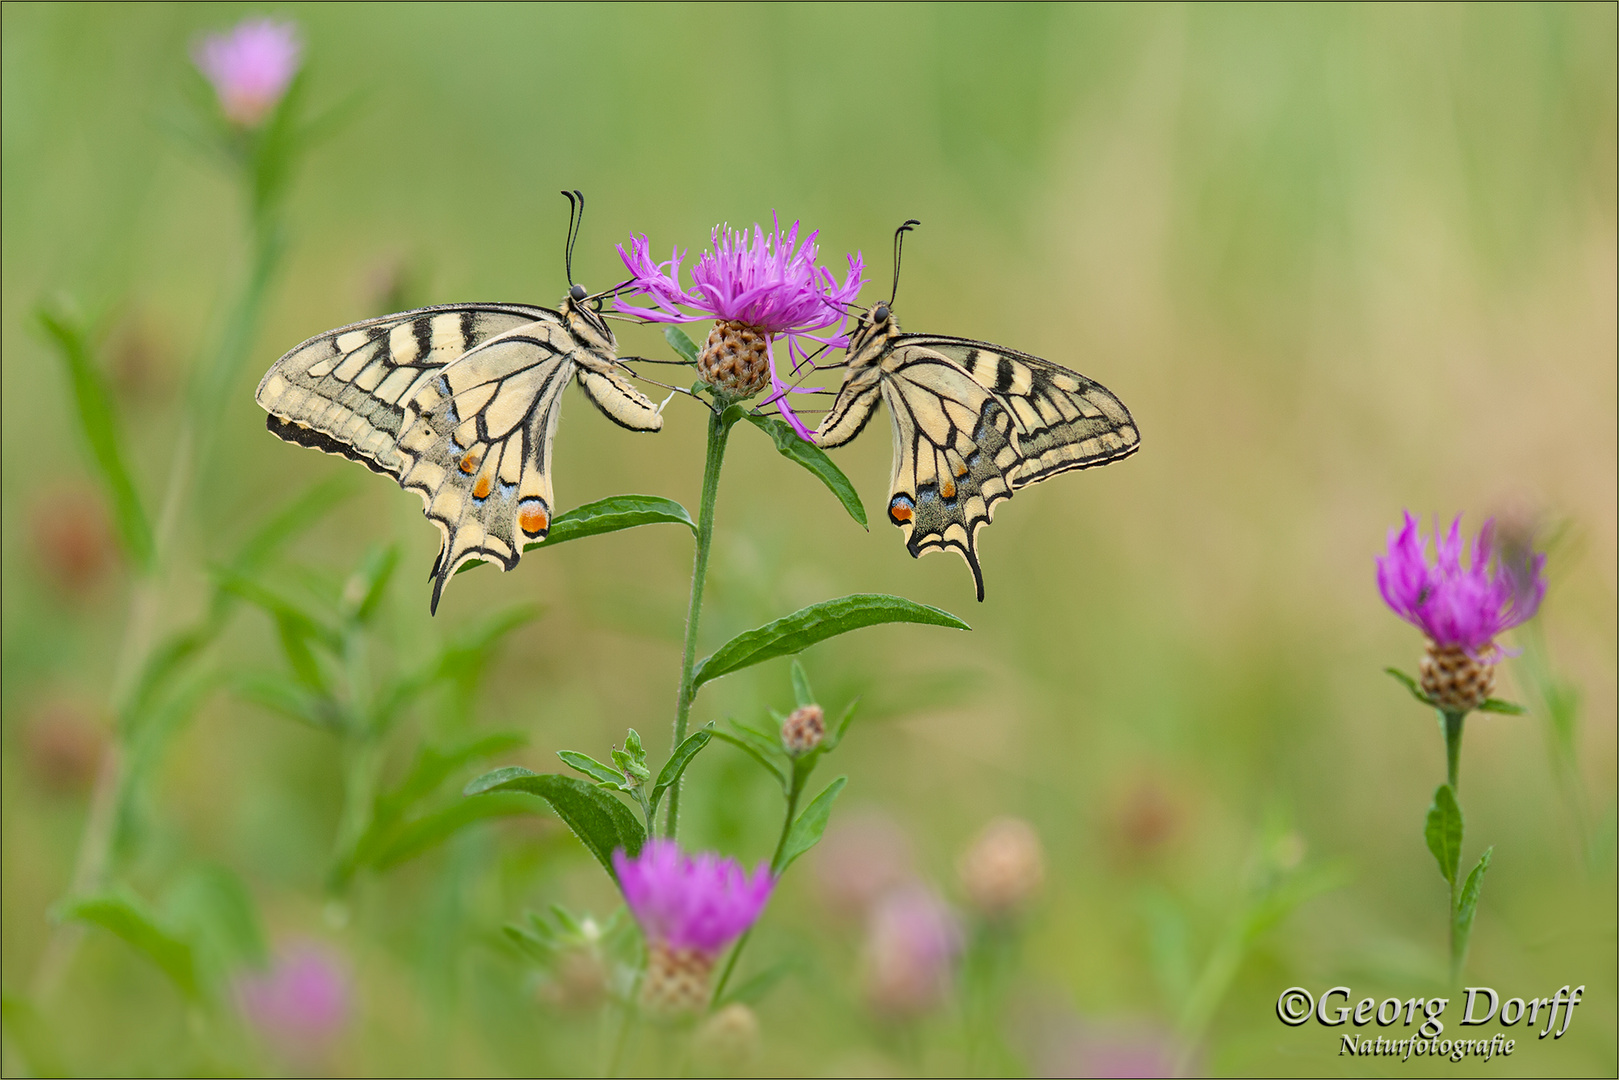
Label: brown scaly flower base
xmin=699 ymin=321 xmax=770 ymax=399
xmin=640 ymin=940 xmax=715 ymax=1015
xmin=1419 ymin=642 xmax=1496 ymax=713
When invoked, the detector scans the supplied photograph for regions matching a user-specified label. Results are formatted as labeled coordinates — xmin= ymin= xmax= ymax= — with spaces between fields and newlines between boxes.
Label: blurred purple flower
xmin=614 ymin=840 xmax=773 ymax=954
xmin=236 ymin=943 xmax=349 ymax=1048
xmin=1027 ymin=1014 xmax=1184 ymax=1079
xmin=1377 ymin=511 xmax=1546 ymax=660
xmin=616 ymin=217 xmax=864 ymax=437
xmin=814 ymin=809 xmax=915 ymax=920
xmin=192 ymin=17 xmax=302 ymax=127
xmin=862 ymin=884 xmax=962 ymax=1017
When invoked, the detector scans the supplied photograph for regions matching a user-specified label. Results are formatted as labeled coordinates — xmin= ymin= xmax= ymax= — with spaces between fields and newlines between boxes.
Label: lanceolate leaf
xmin=1476 ymin=698 xmax=1527 ymax=715
xmin=456 ymin=496 xmax=695 ymax=575
xmin=464 ymin=768 xmax=645 ymax=877
xmin=776 ymin=776 xmax=847 ymax=873
xmin=737 ymin=411 xmax=867 ymax=528
xmin=558 ymin=751 xmax=625 ymax=787
xmin=790 ymin=660 xmax=815 ymax=709
xmin=693 ymin=594 xmax=969 ymax=690
xmin=37 ymin=304 xmax=154 ymax=570
xmin=664 ymin=326 xmax=701 ymax=365
xmin=650 ymin=726 xmax=714 ymax=811
xmin=1453 ymin=846 xmax=1493 ymax=942
xmin=371 ymin=792 xmax=538 ymax=870
xmin=1384 ymin=667 xmax=1436 ymax=707
xmin=1424 ymin=784 xmax=1463 ymax=885
xmin=59 ymin=890 xmax=199 ymax=1000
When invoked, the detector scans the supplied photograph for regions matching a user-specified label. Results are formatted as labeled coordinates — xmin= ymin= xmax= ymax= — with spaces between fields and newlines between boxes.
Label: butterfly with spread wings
xmin=816 ymin=221 xmax=1139 ymax=600
xmin=255 ymin=192 xmax=663 ymax=613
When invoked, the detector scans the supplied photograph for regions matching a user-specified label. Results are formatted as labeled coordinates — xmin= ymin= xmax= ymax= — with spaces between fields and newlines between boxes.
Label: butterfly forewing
xmin=257 ymin=300 xmax=661 ymax=613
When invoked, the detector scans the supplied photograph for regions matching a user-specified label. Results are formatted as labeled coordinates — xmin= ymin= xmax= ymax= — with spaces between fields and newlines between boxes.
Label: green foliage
xmin=1425 ymin=784 xmax=1464 ymax=885
xmin=464 ymin=768 xmax=646 ymax=879
xmin=649 ymin=726 xmax=714 ymax=815
xmin=732 ymin=409 xmax=868 ymax=528
xmin=35 ymin=302 xmax=153 ymax=570
xmin=776 ymin=776 xmax=847 ymax=873
xmin=1454 ymin=846 xmax=1493 ymax=951
xmin=790 ymin=660 xmax=814 ymax=708
xmin=692 ymin=594 xmax=969 ymax=689
xmin=58 ymin=890 xmax=199 ymax=1001
xmin=611 ymin=729 xmax=652 ymax=786
xmin=663 ymin=326 xmax=701 ymax=365
xmin=455 ymin=495 xmax=696 ymax=577
xmin=1476 ymin=697 xmax=1527 ymax=715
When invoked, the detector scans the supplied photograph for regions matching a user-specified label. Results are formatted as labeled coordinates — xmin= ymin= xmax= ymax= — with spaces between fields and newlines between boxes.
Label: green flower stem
xmin=710 ymin=757 xmax=808 ymax=1006
xmin=665 ymin=402 xmax=737 ymax=839
xmin=1442 ymin=710 xmax=1465 ymax=792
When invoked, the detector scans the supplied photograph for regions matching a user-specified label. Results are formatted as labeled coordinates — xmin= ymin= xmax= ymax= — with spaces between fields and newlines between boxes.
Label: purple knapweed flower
xmin=192 ymin=18 xmax=302 ymax=127
xmin=1377 ymin=512 xmax=1546 ymax=660
xmin=236 ymin=943 xmax=349 ymax=1051
xmin=613 ymin=841 xmax=773 ymax=1012
xmin=616 ymin=217 xmax=864 ymax=438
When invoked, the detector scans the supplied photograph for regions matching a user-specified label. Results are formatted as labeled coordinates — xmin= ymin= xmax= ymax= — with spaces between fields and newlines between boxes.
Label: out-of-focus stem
xmin=1442 ymin=710 xmax=1465 ymax=793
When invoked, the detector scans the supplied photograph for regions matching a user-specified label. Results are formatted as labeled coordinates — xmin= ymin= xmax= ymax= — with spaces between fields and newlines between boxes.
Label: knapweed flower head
xmin=1377 ymin=512 xmax=1546 ymax=661
xmin=862 ymin=884 xmax=962 ymax=1017
xmin=616 ymin=217 xmax=864 ymax=437
xmin=614 ymin=840 xmax=773 ymax=1013
xmin=235 ymin=943 xmax=349 ymax=1049
xmin=193 ymin=18 xmax=302 ymax=127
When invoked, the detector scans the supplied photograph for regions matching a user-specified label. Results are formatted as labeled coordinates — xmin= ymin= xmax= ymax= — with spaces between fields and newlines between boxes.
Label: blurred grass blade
xmin=163 ymin=864 xmax=267 ymax=974
xmin=371 ymin=792 xmax=537 ymax=871
xmin=463 ymin=768 xmax=645 ymax=879
xmin=736 ymin=411 xmax=867 ymax=528
xmin=1 ymin=993 xmax=68 ymax=1078
xmin=776 ymin=776 xmax=846 ymax=872
xmin=1425 ymin=784 xmax=1463 ymax=885
xmin=650 ymin=726 xmax=714 ymax=811
xmin=58 ymin=890 xmax=199 ymax=1000
xmin=693 ymin=594 xmax=969 ymax=690
xmin=664 ymin=325 xmax=700 ymax=364
xmin=226 ymin=477 xmax=351 ymax=576
xmin=341 ymin=544 xmax=399 ymax=623
xmin=234 ymin=672 xmax=346 ymax=733
xmin=37 ymin=303 xmax=153 ymax=570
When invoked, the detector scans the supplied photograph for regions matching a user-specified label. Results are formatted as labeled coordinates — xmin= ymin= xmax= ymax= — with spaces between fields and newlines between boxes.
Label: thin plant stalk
xmin=665 ymin=402 xmax=737 ymax=838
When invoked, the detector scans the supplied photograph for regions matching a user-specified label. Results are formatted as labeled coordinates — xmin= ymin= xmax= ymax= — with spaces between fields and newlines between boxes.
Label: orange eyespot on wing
xmin=472 ymin=474 xmax=492 ymax=500
xmin=459 ymin=452 xmax=479 ymax=474
xmin=518 ymin=499 xmax=550 ymax=538
xmin=889 ymin=496 xmax=915 ymax=525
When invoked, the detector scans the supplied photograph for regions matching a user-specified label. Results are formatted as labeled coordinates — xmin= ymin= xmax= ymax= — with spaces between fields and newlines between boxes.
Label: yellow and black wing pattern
xmin=256 ymin=300 xmax=661 ymax=612
xmin=818 ymin=325 xmax=1138 ymax=600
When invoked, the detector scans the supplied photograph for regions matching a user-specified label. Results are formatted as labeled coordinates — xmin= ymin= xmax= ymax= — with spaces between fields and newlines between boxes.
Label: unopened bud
xmin=1420 ymin=642 xmax=1496 ymax=713
xmin=536 ymin=949 xmax=609 ymax=1011
xmin=957 ymin=816 xmax=1045 ymax=918
xmin=694 ymin=1002 xmax=760 ymax=1069
xmin=781 ymin=705 xmax=825 ymax=756
xmin=699 ymin=321 xmax=771 ymax=399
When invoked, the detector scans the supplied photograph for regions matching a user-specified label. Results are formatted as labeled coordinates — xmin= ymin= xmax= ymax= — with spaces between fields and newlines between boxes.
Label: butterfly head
xmin=846 ymin=300 xmax=901 ymax=359
xmin=560 ymin=286 xmax=616 ymax=352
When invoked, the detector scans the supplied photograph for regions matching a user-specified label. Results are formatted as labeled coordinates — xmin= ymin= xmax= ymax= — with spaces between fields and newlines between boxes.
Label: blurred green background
xmin=2 ymin=3 xmax=1614 ymax=1075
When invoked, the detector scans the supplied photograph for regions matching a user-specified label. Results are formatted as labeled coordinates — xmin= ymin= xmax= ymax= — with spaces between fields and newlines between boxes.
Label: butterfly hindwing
xmin=817 ymin=322 xmax=1138 ymax=600
xmin=257 ymin=300 xmax=662 ymax=613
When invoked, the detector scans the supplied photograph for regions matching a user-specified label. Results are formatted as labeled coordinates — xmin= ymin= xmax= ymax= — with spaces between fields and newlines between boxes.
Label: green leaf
xmin=37 ymin=304 xmax=153 ymax=570
xmin=717 ymin=961 xmax=794 ymax=1008
xmin=234 ymin=672 xmax=346 ymax=733
xmin=824 ymin=697 xmax=860 ymax=751
xmin=558 ymin=751 xmax=625 ymax=787
xmin=650 ymin=726 xmax=714 ymax=811
xmin=1477 ymin=697 xmax=1527 ymax=715
xmin=711 ymin=729 xmax=787 ymax=786
xmin=1 ymin=993 xmax=68 ymax=1078
xmin=737 ymin=411 xmax=867 ymax=528
xmin=58 ymin=890 xmax=198 ymax=999
xmin=693 ymin=594 xmax=969 ymax=690
xmin=455 ymin=496 xmax=694 ymax=575
xmin=1385 ymin=667 xmax=1436 ymax=707
xmin=1453 ymin=846 xmax=1493 ymax=944
xmin=463 ymin=768 xmax=645 ymax=878
xmin=1425 ymin=784 xmax=1463 ymax=885
xmin=612 ymin=729 xmax=652 ymax=785
xmin=340 ymin=544 xmax=398 ymax=623
xmin=371 ymin=792 xmax=537 ymax=870
xmin=790 ymin=661 xmax=815 ymax=708
xmin=664 ymin=325 xmax=701 ymax=365
xmin=776 ymin=776 xmax=847 ymax=873
xmin=164 ymin=865 xmax=266 ymax=973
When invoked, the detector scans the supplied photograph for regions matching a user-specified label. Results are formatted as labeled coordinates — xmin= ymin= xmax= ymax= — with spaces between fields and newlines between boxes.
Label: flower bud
xmin=699 ymin=321 xmax=772 ymax=399
xmin=1419 ymin=642 xmax=1496 ymax=713
xmin=536 ymin=949 xmax=609 ymax=1012
xmin=780 ymin=704 xmax=825 ymax=756
xmin=957 ymin=817 xmax=1045 ymax=918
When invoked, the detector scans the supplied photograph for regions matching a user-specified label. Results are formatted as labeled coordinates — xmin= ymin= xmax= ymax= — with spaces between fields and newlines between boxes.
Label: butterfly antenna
xmin=890 ymin=218 xmax=921 ymax=307
xmin=560 ymin=189 xmax=585 ymax=287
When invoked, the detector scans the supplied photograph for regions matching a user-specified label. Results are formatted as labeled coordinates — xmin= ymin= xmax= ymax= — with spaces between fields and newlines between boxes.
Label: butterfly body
xmin=817 ymin=307 xmax=1138 ymax=600
xmin=257 ymin=294 xmax=661 ymax=613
